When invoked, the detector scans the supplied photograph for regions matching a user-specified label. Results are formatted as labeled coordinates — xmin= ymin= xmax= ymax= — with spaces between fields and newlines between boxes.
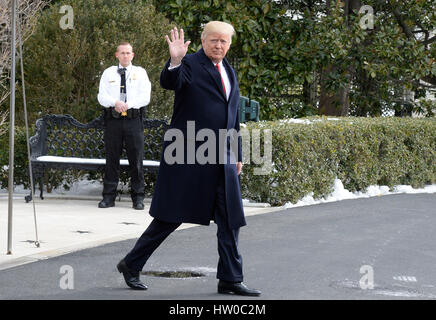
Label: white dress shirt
xmin=97 ymin=63 xmax=151 ymax=109
xmin=215 ymin=60 xmax=231 ymax=101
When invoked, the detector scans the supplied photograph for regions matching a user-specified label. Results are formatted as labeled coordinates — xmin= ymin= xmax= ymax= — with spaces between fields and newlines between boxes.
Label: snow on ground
xmin=282 ymin=179 xmax=436 ymax=209
xmin=280 ymin=117 xmax=342 ymax=124
xmin=0 ymin=177 xmax=103 ymax=197
xmin=2 ymin=177 xmax=435 ymax=208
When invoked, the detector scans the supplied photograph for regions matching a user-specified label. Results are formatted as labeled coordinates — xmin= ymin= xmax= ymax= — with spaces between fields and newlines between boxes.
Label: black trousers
xmin=103 ymin=116 xmax=144 ymax=201
xmin=123 ymin=168 xmax=244 ymax=282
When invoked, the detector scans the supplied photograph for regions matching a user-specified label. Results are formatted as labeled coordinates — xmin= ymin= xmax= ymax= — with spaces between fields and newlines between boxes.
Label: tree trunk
xmin=302 ymin=71 xmax=318 ymax=109
xmin=318 ymin=0 xmax=360 ymax=116
xmin=319 ymin=65 xmax=350 ymax=116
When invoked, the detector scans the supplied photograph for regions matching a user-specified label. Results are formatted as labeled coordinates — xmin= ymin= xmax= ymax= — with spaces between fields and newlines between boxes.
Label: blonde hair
xmin=201 ymin=21 xmax=235 ymax=42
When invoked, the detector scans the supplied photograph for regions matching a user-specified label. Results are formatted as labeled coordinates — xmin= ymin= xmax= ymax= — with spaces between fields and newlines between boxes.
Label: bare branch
xmin=422 ymin=75 xmax=436 ymax=87
xmin=390 ymin=6 xmax=415 ymax=39
xmin=423 ymin=36 xmax=436 ymax=46
xmin=0 ymin=110 xmax=8 ymax=136
xmin=0 ymin=0 xmax=49 ymax=105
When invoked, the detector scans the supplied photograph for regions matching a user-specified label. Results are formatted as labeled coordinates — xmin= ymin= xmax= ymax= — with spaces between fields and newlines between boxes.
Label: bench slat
xmin=35 ymin=156 xmax=160 ymax=167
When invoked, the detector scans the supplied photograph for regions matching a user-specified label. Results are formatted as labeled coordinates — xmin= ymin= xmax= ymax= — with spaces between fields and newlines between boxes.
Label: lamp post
xmin=7 ymin=0 xmax=17 ymax=255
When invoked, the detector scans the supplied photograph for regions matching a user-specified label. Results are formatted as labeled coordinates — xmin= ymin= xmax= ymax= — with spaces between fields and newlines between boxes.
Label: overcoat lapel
xmin=198 ymin=49 xmax=227 ymax=101
xmin=223 ymin=58 xmax=237 ymax=102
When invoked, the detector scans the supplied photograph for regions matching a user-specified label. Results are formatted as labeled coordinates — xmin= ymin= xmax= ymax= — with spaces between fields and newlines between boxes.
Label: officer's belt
xmin=105 ymin=107 xmax=144 ymax=119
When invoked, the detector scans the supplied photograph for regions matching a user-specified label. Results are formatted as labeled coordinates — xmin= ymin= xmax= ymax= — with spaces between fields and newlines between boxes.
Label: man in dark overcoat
xmin=116 ymin=21 xmax=261 ymax=296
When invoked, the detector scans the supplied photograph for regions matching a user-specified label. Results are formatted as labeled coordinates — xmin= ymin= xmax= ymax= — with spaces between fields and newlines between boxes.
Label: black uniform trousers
xmin=123 ymin=166 xmax=244 ymax=282
xmin=103 ymin=116 xmax=144 ymax=201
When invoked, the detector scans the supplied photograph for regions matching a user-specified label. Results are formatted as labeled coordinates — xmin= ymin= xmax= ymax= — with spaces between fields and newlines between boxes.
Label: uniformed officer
xmin=97 ymin=42 xmax=151 ymax=210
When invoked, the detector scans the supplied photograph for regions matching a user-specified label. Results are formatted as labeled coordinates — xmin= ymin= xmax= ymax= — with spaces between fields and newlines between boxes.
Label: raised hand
xmin=165 ymin=27 xmax=191 ymax=66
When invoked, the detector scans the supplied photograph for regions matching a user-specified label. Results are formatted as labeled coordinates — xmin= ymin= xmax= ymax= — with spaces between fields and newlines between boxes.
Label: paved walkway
xmin=0 ymin=193 xmax=280 ymax=271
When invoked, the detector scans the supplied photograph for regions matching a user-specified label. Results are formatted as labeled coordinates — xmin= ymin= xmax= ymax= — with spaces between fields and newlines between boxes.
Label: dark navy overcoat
xmin=149 ymin=48 xmax=246 ymax=229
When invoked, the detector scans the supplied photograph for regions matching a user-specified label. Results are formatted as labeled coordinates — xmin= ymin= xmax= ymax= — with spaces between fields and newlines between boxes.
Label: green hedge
xmin=1 ymin=117 xmax=435 ymax=206
xmin=239 ymin=117 xmax=436 ymax=206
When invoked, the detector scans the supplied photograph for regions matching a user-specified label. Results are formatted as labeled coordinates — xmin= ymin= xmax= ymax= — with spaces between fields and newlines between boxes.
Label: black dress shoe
xmin=218 ymin=280 xmax=261 ymax=296
xmin=132 ymin=199 xmax=144 ymax=210
xmin=117 ymin=259 xmax=148 ymax=290
xmin=98 ymin=197 xmax=115 ymax=208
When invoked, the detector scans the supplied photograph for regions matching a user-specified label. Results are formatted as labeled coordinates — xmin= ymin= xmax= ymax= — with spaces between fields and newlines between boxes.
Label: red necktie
xmin=215 ymin=63 xmax=227 ymax=98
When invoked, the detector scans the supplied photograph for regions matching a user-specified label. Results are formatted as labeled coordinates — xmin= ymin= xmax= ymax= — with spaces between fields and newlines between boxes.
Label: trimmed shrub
xmin=2 ymin=117 xmax=435 ymax=206
xmin=240 ymin=117 xmax=436 ymax=206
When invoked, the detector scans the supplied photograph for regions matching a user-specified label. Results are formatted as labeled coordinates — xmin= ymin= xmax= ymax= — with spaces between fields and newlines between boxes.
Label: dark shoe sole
xmin=218 ymin=287 xmax=261 ymax=297
xmin=98 ymin=202 xmax=115 ymax=208
xmin=218 ymin=288 xmax=234 ymax=295
xmin=132 ymin=200 xmax=144 ymax=210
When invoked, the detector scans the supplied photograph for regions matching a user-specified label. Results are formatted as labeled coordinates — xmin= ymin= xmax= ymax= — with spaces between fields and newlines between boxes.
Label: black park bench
xmin=26 ymin=112 xmax=169 ymax=202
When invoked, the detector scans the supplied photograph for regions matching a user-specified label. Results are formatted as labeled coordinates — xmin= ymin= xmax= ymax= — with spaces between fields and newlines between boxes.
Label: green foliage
xmin=2 ymin=0 xmax=433 ymax=121
xmin=0 ymin=126 xmax=31 ymax=189
xmin=154 ymin=0 xmax=436 ymax=119
xmin=240 ymin=117 xmax=436 ymax=206
xmin=154 ymin=0 xmax=304 ymax=119
xmin=313 ymin=1 xmax=435 ymax=116
xmin=4 ymin=0 xmax=174 ymax=126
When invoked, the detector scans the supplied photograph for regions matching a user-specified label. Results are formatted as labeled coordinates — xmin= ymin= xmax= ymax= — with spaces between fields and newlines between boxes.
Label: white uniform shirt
xmin=97 ymin=64 xmax=151 ymax=109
